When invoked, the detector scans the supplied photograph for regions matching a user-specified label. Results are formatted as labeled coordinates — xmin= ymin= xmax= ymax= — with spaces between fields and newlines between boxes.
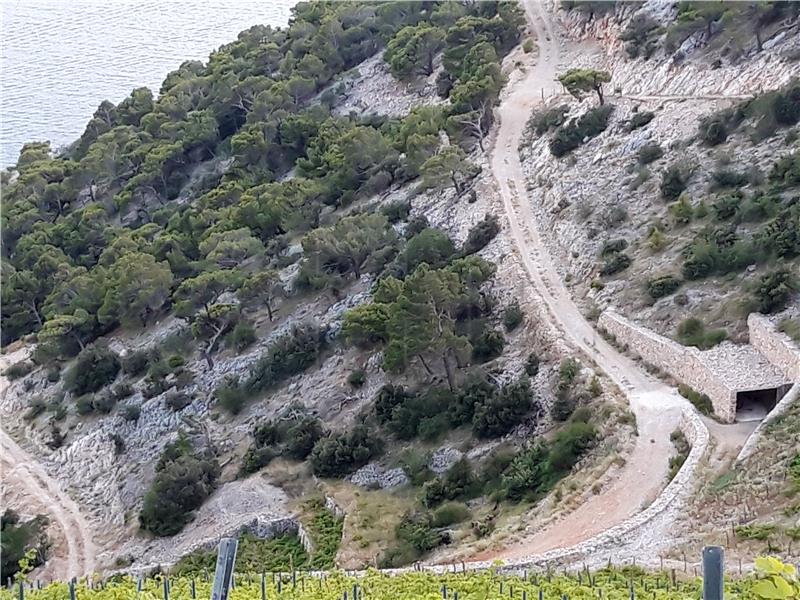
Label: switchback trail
xmin=0 ymin=350 xmax=97 ymax=579
xmin=478 ymin=0 xmax=690 ymax=560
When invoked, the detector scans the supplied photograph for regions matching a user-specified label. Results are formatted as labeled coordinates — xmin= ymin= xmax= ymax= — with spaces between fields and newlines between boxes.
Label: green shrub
xmin=240 ymin=446 xmax=277 ymax=476
xmin=524 ymin=352 xmax=540 ymax=377
xmin=551 ymin=394 xmax=577 ymax=422
xmin=559 ymin=357 xmax=579 ymax=389
xmin=698 ymin=117 xmax=729 ymax=146
xmin=63 ymin=345 xmax=120 ymax=396
xmin=627 ymin=110 xmax=655 ymax=131
xmin=667 ymin=429 xmax=690 ymax=480
xmin=284 ymin=417 xmax=324 ymax=460
xmin=660 ymin=164 xmax=688 ymax=200
xmin=471 ymin=329 xmax=506 ymax=363
xmin=768 ymin=153 xmax=800 ymax=187
xmin=111 ymin=382 xmax=134 ymax=400
xmin=422 ymin=458 xmax=478 ymax=507
xmin=620 ymin=14 xmax=660 ymax=59
xmin=676 ymin=318 xmax=727 ymax=350
xmin=347 ymin=369 xmax=366 ymax=388
xmin=503 ymin=301 xmax=524 ymax=332
xmin=214 ymin=376 xmax=248 ymax=414
xmin=431 ymin=502 xmax=471 ymax=527
xmin=93 ymin=393 xmax=117 ymax=414
xmin=381 ymin=200 xmax=411 ymax=224
xmin=4 ymin=361 xmax=34 ymax=380
xmin=637 ymin=142 xmax=663 ymax=165
xmin=522 ymin=39 xmax=534 ymax=54
xmin=310 ymin=425 xmax=382 ymax=478
xmin=121 ymin=350 xmax=151 ymax=377
xmin=375 ymin=384 xmax=412 ymax=425
xmin=549 ymin=105 xmax=613 ymax=157
xmin=166 ymin=354 xmax=185 ymax=369
xmin=548 ymin=421 xmax=596 ymax=472
xmin=754 ymin=269 xmax=796 ymax=314
xmin=122 ymin=404 xmax=141 ymax=421
xmin=1 ymin=511 xmax=47 ymax=580
xmin=139 ymin=436 xmax=220 ymax=536
xmin=600 ymin=239 xmax=628 ymax=256
xmin=472 ymin=376 xmax=534 ymax=438
xmin=678 ymin=383 xmax=714 ymax=415
xmin=599 ymin=252 xmax=632 ymax=276
xmin=165 ymin=391 xmax=193 ymax=411
xmin=778 ymin=318 xmax=800 ymax=343
xmin=461 ymin=214 xmax=500 ymax=256
xmin=75 ymin=395 xmax=95 ymax=415
xmin=527 ymin=104 xmax=569 ymax=136
xmin=711 ymin=169 xmax=749 ymax=189
xmin=647 ymin=275 xmax=682 ymax=300
xmin=388 ymin=388 xmax=454 ymax=440
xmin=712 ymin=192 xmax=742 ymax=220
xmin=245 ymin=323 xmax=326 ymax=393
xmin=227 ymin=321 xmax=257 ymax=352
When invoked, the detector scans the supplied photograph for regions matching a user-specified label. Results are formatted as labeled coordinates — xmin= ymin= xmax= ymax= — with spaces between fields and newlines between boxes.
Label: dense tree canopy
xmin=0 ymin=1 xmax=522 ymax=353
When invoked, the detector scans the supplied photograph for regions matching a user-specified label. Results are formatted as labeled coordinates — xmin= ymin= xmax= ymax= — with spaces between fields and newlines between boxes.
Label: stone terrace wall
xmin=598 ymin=310 xmax=736 ymax=422
xmin=749 ymin=314 xmax=800 ymax=381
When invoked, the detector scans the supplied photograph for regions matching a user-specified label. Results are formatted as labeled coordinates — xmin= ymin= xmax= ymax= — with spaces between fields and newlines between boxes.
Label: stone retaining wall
xmin=748 ymin=314 xmax=800 ymax=381
xmin=598 ymin=310 xmax=737 ymax=422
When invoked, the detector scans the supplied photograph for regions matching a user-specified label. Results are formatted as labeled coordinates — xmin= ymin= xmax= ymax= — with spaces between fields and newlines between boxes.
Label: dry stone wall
xmin=748 ymin=314 xmax=800 ymax=381
xmin=598 ymin=310 xmax=737 ymax=422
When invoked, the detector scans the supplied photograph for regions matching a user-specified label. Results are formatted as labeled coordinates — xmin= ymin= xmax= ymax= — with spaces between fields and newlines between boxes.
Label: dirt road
xmin=0 ymin=350 xmax=97 ymax=579
xmin=480 ymin=1 xmax=690 ymax=559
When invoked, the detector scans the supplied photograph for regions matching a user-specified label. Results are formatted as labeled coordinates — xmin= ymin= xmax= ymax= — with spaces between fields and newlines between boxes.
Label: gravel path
xmin=0 ymin=350 xmax=97 ymax=580
xmin=477 ymin=0 xmax=691 ymax=560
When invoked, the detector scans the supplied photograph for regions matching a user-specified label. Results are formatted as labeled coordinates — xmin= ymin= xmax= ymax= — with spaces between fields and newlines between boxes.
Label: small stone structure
xmin=748 ymin=313 xmax=800 ymax=381
xmin=598 ymin=310 xmax=796 ymax=423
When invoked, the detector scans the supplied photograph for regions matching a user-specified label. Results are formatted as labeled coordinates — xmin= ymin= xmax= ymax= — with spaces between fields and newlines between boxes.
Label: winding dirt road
xmin=0 ymin=351 xmax=97 ymax=579
xmin=480 ymin=1 xmax=690 ymax=559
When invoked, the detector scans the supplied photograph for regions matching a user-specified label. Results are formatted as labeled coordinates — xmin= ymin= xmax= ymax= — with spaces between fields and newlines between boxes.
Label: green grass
xmin=173 ymin=533 xmax=308 ymax=575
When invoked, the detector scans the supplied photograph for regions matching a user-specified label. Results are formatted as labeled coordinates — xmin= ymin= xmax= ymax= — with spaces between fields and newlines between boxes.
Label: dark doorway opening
xmin=735 ymin=385 xmax=790 ymax=422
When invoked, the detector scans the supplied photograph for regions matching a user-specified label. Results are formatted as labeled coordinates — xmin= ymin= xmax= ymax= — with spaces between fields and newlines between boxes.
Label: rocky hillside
xmin=1 ymin=0 xmax=799 ymax=581
xmin=520 ymin=0 xmax=800 ymax=346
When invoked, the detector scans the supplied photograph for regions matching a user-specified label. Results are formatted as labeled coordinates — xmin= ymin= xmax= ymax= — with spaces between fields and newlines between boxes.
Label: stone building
xmin=598 ymin=310 xmax=798 ymax=423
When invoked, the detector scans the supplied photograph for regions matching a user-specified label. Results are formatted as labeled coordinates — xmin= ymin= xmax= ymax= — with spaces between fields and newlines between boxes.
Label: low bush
xmin=711 ymin=169 xmax=749 ymax=189
xmin=215 ymin=376 xmax=248 ymax=414
xmin=381 ymin=200 xmax=411 ymax=224
xmin=527 ymin=104 xmax=569 ymax=136
xmin=4 ymin=361 xmax=34 ymax=380
xmin=227 ymin=321 xmax=256 ymax=352
xmin=501 ymin=421 xmax=596 ymax=502
xmin=121 ymin=349 xmax=152 ymax=377
xmin=471 ymin=329 xmax=506 ymax=363
xmin=347 ymin=369 xmax=366 ymax=388
xmin=461 ymin=214 xmax=500 ymax=256
xmin=165 ymin=391 xmax=193 ymax=412
xmin=422 ymin=459 xmax=478 ymax=508
xmin=754 ymin=269 xmax=796 ymax=314
xmin=503 ymin=301 xmax=524 ymax=332
xmin=778 ymin=318 xmax=800 ymax=343
xmin=626 ymin=110 xmax=655 ymax=131
xmin=676 ymin=318 xmax=727 ymax=350
xmin=637 ymin=142 xmax=663 ymax=165
xmin=174 ymin=533 xmax=308 ymax=575
xmin=122 ymin=404 xmax=141 ymax=421
xmin=620 ymin=13 xmax=661 ymax=59
xmin=472 ymin=377 xmax=534 ymax=438
xmin=24 ymin=398 xmax=46 ymax=422
xmin=660 ymin=164 xmax=688 ymax=200
xmin=431 ymin=502 xmax=471 ymax=527
xmin=549 ymin=105 xmax=613 ymax=157
xmin=309 ymin=425 xmax=382 ymax=478
xmin=667 ymin=429 xmax=690 ymax=480
xmin=647 ymin=275 xmax=682 ymax=300
xmin=599 ymin=252 xmax=632 ymax=276
xmin=524 ymin=353 xmax=540 ymax=377
xmin=63 ymin=345 xmax=120 ymax=396
xmin=139 ymin=436 xmax=220 ymax=537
